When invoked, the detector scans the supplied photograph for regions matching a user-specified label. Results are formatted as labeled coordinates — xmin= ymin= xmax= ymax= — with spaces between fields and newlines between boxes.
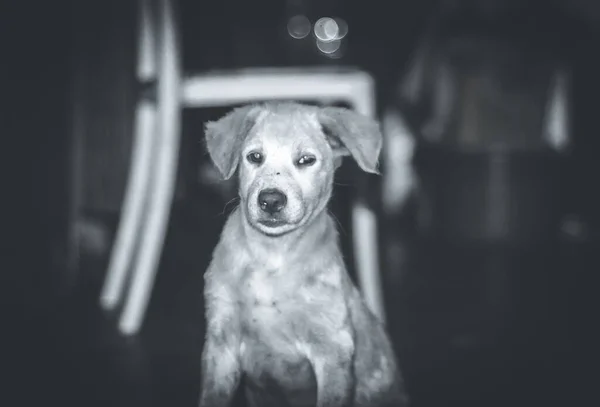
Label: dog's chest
xmin=238 ymin=267 xmax=318 ymax=406
xmin=236 ymin=261 xmax=346 ymax=336
xmin=244 ymin=268 xmax=278 ymax=305
xmin=239 ymin=266 xmax=298 ymax=322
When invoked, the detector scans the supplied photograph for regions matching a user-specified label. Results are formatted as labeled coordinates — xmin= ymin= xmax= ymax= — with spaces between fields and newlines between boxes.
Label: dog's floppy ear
xmin=204 ymin=105 xmax=262 ymax=180
xmin=317 ymin=106 xmax=383 ymax=174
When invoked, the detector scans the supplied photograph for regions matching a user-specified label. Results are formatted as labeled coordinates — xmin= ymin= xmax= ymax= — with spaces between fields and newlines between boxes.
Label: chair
xmin=99 ymin=0 xmax=385 ymax=336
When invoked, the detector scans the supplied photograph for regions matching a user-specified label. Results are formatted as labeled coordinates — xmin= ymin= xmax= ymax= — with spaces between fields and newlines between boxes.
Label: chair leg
xmin=352 ymin=202 xmax=386 ymax=322
xmin=100 ymin=102 xmax=157 ymax=310
xmin=100 ymin=0 xmax=158 ymax=311
xmin=118 ymin=0 xmax=182 ymax=336
xmin=348 ymin=81 xmax=387 ymax=323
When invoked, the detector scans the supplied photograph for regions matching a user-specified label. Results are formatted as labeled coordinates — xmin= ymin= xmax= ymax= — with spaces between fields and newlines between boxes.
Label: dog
xmin=199 ymin=102 xmax=408 ymax=407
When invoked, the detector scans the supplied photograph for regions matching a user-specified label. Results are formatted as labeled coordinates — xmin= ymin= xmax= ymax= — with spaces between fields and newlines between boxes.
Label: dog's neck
xmin=236 ymin=209 xmax=334 ymax=266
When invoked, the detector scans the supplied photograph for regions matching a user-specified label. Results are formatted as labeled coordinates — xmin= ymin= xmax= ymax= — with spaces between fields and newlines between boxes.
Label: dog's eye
xmin=246 ymin=152 xmax=264 ymax=165
xmin=296 ymin=155 xmax=316 ymax=167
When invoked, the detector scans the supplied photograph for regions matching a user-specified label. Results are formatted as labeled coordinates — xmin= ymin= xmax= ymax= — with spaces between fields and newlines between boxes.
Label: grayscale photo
xmin=4 ymin=0 xmax=598 ymax=406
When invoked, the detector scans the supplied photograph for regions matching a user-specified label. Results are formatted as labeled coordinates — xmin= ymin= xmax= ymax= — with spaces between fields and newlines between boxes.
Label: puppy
xmin=199 ymin=102 xmax=408 ymax=407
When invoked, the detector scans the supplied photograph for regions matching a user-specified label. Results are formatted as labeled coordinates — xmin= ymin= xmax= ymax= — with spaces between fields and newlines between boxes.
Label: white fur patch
xmin=295 ymin=341 xmax=313 ymax=358
xmin=265 ymin=254 xmax=284 ymax=269
xmin=316 ymin=268 xmax=341 ymax=287
xmin=207 ymin=284 xmax=237 ymax=333
xmin=247 ymin=271 xmax=276 ymax=304
xmin=334 ymin=330 xmax=354 ymax=353
xmin=213 ymin=345 xmax=239 ymax=378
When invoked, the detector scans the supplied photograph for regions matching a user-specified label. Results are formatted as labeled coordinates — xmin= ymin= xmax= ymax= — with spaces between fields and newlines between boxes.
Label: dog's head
xmin=205 ymin=102 xmax=382 ymax=236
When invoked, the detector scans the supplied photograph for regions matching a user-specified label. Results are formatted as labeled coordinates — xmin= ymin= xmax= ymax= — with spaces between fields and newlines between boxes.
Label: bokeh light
xmin=313 ymin=16 xmax=347 ymax=58
xmin=314 ymin=17 xmax=339 ymax=42
xmin=287 ymin=15 xmax=311 ymax=40
xmin=314 ymin=17 xmax=348 ymax=42
xmin=316 ymin=38 xmax=341 ymax=54
xmin=333 ymin=17 xmax=348 ymax=39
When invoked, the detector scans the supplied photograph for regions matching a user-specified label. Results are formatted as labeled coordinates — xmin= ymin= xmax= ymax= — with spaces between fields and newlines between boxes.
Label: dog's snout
xmin=258 ymin=189 xmax=287 ymax=214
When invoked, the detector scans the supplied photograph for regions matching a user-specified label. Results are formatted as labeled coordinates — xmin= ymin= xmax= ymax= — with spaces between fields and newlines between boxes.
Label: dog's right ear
xmin=204 ymin=105 xmax=262 ymax=180
xmin=317 ymin=106 xmax=383 ymax=174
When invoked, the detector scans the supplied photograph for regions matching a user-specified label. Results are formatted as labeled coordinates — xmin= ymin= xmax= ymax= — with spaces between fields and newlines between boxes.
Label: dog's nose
xmin=258 ymin=189 xmax=287 ymax=214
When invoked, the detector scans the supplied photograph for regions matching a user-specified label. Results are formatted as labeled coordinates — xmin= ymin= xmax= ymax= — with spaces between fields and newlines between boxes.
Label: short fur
xmin=199 ymin=102 xmax=409 ymax=407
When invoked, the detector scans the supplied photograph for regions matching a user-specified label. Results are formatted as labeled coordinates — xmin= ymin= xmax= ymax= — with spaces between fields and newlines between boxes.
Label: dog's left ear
xmin=317 ymin=107 xmax=383 ymax=174
xmin=204 ymin=105 xmax=262 ymax=180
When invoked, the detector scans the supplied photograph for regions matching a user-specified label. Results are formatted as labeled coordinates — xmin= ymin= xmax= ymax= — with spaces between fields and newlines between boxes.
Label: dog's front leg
xmin=310 ymin=331 xmax=355 ymax=407
xmin=199 ymin=278 xmax=242 ymax=407
xmin=199 ymin=328 xmax=241 ymax=407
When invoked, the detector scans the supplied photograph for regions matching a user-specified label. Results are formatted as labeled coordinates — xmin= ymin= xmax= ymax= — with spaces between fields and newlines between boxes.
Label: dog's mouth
xmin=252 ymin=213 xmax=304 ymax=236
xmin=257 ymin=218 xmax=288 ymax=228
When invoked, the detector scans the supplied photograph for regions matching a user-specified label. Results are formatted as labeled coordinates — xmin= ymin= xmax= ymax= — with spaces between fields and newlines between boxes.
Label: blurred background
xmin=3 ymin=0 xmax=599 ymax=406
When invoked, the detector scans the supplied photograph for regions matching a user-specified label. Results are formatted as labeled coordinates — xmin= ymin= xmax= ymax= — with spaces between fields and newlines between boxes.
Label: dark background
xmin=3 ymin=0 xmax=599 ymax=406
